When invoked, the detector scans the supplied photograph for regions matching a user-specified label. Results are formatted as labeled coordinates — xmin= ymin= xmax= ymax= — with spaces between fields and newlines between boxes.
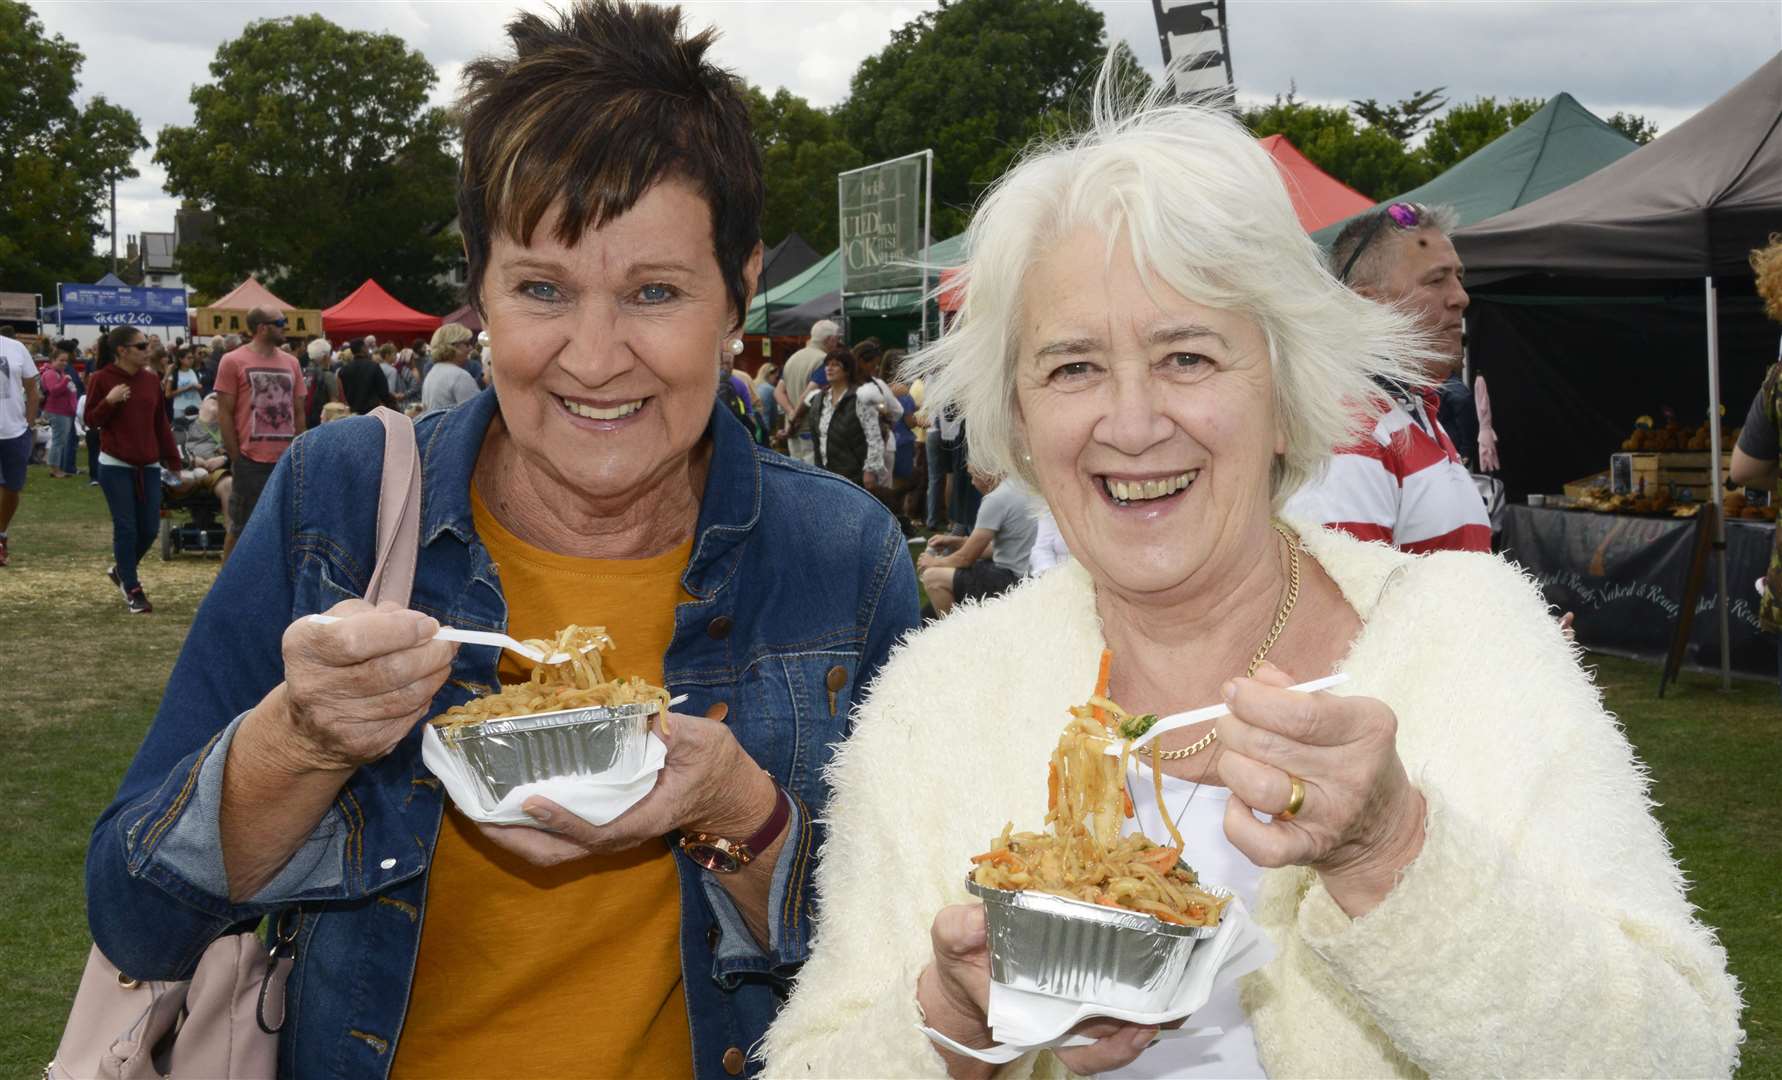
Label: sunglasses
xmin=1337 ymin=202 xmax=1423 ymax=284
xmin=257 ymin=318 xmax=288 ymax=329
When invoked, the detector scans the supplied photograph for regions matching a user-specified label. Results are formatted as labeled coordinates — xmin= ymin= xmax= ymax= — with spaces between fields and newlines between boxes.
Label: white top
xmin=0 ymin=337 xmax=38 ymax=440
xmin=1112 ymin=761 xmax=1265 ymax=1079
xmin=1028 ymin=510 xmax=1070 ymax=574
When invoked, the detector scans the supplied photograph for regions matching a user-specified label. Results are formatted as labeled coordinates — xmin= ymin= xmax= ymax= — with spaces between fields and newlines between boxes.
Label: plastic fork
xmin=1101 ymin=673 xmax=1350 ymax=756
xmin=305 ymin=614 xmax=583 ymax=665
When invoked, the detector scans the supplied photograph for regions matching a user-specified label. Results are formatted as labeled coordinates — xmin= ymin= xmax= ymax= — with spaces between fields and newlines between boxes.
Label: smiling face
xmin=1014 ymin=228 xmax=1285 ymax=599
xmin=481 ymin=178 xmax=758 ymax=504
xmin=1364 ymin=227 xmax=1468 ymax=376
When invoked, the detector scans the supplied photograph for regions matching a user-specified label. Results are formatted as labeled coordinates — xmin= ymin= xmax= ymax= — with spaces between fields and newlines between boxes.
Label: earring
xmin=728 ymin=338 xmax=744 ymax=355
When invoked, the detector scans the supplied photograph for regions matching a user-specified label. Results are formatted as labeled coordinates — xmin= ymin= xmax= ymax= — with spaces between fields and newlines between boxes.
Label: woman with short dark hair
xmin=85 ymin=4 xmax=916 ymax=1075
xmin=804 ymin=347 xmax=869 ymax=482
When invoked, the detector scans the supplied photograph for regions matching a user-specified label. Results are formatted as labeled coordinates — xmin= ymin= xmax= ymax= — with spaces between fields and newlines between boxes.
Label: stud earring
xmin=729 ymin=338 xmax=745 ymax=355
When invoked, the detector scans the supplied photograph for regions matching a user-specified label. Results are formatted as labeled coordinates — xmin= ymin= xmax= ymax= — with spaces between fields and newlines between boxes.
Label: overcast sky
xmin=30 ymin=0 xmax=1782 ymax=259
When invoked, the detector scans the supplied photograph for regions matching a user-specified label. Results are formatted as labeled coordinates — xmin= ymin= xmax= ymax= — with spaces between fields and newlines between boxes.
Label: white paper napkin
xmin=420 ymin=724 xmax=667 ymax=827
xmin=919 ymin=897 xmax=1274 ymax=1065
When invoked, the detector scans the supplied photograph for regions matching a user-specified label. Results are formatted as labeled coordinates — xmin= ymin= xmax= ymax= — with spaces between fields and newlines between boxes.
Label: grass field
xmin=3 ymin=460 xmax=1777 ymax=1075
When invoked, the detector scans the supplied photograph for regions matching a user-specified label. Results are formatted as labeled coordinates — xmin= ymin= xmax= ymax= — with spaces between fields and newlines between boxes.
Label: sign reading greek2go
xmin=838 ymin=153 xmax=928 ymax=294
xmin=57 ymin=283 xmax=187 ymax=326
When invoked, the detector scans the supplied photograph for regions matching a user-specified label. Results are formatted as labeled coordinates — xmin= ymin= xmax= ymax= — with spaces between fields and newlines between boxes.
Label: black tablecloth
xmin=1499 ymin=505 xmax=1777 ymax=678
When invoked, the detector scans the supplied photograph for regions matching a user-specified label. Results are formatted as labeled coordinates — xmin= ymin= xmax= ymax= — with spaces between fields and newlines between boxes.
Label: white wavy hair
xmin=904 ymin=62 xmax=1436 ymax=508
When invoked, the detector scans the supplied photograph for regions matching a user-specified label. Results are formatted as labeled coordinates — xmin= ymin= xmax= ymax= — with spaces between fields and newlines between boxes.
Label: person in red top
xmin=39 ymin=347 xmax=81 ymax=477
xmin=1285 ymin=202 xmax=1491 ymax=554
xmin=214 ymin=305 xmax=306 ymax=561
xmin=83 ymin=325 xmax=182 ymax=613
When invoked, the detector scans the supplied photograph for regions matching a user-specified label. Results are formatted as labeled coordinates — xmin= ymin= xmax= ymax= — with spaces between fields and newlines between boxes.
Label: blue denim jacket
xmin=85 ymin=391 xmax=918 ymax=1078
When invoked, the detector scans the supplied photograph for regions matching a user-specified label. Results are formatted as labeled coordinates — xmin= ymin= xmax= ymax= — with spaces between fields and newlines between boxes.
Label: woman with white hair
xmin=760 ymin=77 xmax=1743 ymax=1078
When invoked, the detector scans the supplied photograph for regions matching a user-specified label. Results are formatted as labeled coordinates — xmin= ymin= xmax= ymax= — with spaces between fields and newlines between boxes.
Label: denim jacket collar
xmin=414 ymin=389 xmax=762 ymax=601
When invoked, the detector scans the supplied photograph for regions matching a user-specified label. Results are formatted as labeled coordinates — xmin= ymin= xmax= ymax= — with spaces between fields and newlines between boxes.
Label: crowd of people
xmin=18 ymin=1 xmax=1758 ymax=1077
xmin=0 ymin=314 xmax=497 ymax=596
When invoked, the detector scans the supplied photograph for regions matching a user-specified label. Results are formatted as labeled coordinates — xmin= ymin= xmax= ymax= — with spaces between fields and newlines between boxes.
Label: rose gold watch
xmin=678 ymin=782 xmax=791 ymax=874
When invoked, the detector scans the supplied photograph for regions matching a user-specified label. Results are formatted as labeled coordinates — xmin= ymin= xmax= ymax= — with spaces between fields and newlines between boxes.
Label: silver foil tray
xmin=437 ymin=700 xmax=659 ymax=809
xmin=966 ymin=875 xmax=1223 ymax=1012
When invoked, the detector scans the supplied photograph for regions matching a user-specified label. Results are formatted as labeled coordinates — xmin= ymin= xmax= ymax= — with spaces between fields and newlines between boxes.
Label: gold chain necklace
xmin=1155 ymin=521 xmax=1300 ymax=761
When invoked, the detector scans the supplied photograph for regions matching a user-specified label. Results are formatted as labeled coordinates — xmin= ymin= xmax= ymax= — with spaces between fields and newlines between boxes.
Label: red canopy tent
xmin=321 ymin=279 xmax=442 ymax=341
xmin=1256 ymin=135 xmax=1374 ymax=232
xmin=442 ymin=303 xmax=483 ymax=333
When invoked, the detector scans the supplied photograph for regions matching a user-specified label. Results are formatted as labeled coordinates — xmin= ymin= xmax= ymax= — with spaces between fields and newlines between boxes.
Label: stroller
xmin=159 ymin=409 xmax=228 ymax=559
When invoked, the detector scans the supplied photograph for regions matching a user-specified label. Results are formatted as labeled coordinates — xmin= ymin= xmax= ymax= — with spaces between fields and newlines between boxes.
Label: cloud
xmin=27 ymin=0 xmax=1780 ymax=273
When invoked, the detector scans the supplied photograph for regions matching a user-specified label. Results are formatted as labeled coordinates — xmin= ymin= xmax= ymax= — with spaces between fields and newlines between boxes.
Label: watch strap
xmin=740 ymin=779 xmax=792 ymax=857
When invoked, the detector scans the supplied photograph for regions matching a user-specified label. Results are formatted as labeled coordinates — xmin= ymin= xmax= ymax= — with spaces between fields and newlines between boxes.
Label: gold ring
xmin=1280 ymin=776 xmax=1305 ymax=821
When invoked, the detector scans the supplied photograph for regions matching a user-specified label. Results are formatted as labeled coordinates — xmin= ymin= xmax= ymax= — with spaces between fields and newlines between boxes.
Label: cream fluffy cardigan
xmin=760 ymin=525 xmax=1743 ymax=1078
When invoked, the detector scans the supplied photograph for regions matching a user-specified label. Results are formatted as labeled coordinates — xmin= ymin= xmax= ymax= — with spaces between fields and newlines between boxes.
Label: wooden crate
xmin=1611 ymin=451 xmax=1731 ymax=495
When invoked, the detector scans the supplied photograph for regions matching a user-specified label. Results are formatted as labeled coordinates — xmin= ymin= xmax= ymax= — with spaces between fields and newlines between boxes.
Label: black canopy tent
xmin=1453 ymin=51 xmax=1782 ymax=687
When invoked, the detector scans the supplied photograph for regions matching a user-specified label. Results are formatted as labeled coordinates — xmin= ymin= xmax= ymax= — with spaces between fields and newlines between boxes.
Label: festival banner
xmin=838 ymin=154 xmax=928 ymax=295
xmin=56 ymin=283 xmax=187 ymax=326
xmin=1500 ymin=506 xmax=1777 ymax=677
xmin=196 ymin=306 xmax=324 ymax=338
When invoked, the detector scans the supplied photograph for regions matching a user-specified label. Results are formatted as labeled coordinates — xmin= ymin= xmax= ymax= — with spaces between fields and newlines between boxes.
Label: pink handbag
xmin=48 ymin=408 xmax=422 ymax=1079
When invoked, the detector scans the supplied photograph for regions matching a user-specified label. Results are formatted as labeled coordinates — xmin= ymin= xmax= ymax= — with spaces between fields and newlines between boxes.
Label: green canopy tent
xmin=1310 ymin=93 xmax=1637 ymax=247
xmin=744 ymin=250 xmax=840 ymax=336
xmin=744 ymin=234 xmax=970 ymax=342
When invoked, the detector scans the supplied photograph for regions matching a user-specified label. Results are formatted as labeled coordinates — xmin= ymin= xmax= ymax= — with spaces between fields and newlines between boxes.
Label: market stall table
xmin=1500 ymin=504 xmax=1776 ymax=679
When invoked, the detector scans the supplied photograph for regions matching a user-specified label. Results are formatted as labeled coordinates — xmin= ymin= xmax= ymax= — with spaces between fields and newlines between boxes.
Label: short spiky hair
xmin=456 ymin=0 xmax=763 ymax=327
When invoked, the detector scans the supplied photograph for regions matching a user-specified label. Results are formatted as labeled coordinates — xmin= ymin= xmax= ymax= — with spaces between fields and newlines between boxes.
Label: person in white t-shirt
xmin=0 ymin=330 xmax=43 ymax=566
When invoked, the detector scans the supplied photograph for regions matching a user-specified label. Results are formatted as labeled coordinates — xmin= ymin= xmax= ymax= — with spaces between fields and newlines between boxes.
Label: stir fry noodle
xmin=970 ymin=651 xmax=1228 ymax=928
xmin=433 ymin=624 xmax=670 ymax=736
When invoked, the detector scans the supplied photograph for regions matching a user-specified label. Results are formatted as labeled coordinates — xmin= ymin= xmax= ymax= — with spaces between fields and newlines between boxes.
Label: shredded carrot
xmin=1047 ymin=761 xmax=1059 ymax=813
xmin=1138 ymin=845 xmax=1181 ymax=871
xmin=1123 ymin=788 xmax=1135 ymax=819
xmin=968 ymin=849 xmax=1025 ymax=871
xmin=1091 ymin=648 xmax=1113 ymax=728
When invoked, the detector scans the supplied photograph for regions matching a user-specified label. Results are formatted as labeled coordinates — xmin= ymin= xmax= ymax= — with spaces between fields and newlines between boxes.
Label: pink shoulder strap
xmin=364 ymin=407 xmax=421 ymax=608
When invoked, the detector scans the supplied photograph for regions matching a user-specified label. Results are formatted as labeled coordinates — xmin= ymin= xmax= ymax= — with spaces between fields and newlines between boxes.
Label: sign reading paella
xmin=196 ymin=307 xmax=324 ymax=338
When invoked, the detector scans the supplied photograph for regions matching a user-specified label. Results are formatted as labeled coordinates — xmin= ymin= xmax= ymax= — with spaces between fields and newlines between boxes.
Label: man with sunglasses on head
xmin=1287 ymin=201 xmax=1492 ymax=554
xmin=215 ymin=305 xmax=306 ymax=562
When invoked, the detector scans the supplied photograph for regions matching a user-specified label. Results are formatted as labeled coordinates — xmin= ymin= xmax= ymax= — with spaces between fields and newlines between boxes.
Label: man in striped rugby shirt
xmin=1287 ymin=201 xmax=1492 ymax=554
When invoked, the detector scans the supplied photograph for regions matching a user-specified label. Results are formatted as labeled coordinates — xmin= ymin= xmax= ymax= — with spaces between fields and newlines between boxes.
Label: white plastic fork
xmin=305 ymin=614 xmax=582 ymax=664
xmin=1101 ymin=673 xmax=1350 ymax=756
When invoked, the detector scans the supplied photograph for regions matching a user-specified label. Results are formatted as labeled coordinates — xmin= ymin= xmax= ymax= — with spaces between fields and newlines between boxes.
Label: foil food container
xmin=966 ymin=876 xmax=1224 ymax=1013
xmin=435 ymin=700 xmax=659 ymax=811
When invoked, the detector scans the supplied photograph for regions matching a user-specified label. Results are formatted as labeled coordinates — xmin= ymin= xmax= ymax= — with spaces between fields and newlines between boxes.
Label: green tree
xmin=1606 ymin=111 xmax=1659 ymax=145
xmin=1241 ymin=87 xmax=1430 ymax=201
xmin=747 ymin=84 xmax=861 ymax=251
xmin=155 ymin=14 xmax=458 ymax=310
xmin=1349 ymin=87 xmax=1447 ymax=144
xmin=1417 ymin=95 xmax=1545 ymax=173
xmin=837 ymin=0 xmax=1149 ymax=238
xmin=0 ymin=1 xmax=147 ymax=296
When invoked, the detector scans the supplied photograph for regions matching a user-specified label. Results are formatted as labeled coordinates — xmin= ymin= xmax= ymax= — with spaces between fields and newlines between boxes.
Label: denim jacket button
xmin=380 ymin=857 xmax=397 ymax=870
xmin=706 ymin=616 xmax=734 ymax=640
xmin=707 ymin=923 xmax=721 ymax=951
xmin=722 ymin=1046 xmax=746 ymax=1075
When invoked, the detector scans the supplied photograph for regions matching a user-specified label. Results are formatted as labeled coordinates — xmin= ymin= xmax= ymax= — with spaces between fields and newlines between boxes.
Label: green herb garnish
xmin=1118 ymin=713 xmax=1159 ymax=740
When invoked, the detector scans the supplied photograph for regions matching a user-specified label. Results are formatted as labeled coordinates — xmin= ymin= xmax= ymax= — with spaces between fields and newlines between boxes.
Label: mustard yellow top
xmin=393 ymin=486 xmax=695 ymax=1077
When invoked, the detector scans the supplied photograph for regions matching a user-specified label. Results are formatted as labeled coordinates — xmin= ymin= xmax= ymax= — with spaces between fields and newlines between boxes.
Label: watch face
xmin=682 ymin=841 xmax=741 ymax=874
